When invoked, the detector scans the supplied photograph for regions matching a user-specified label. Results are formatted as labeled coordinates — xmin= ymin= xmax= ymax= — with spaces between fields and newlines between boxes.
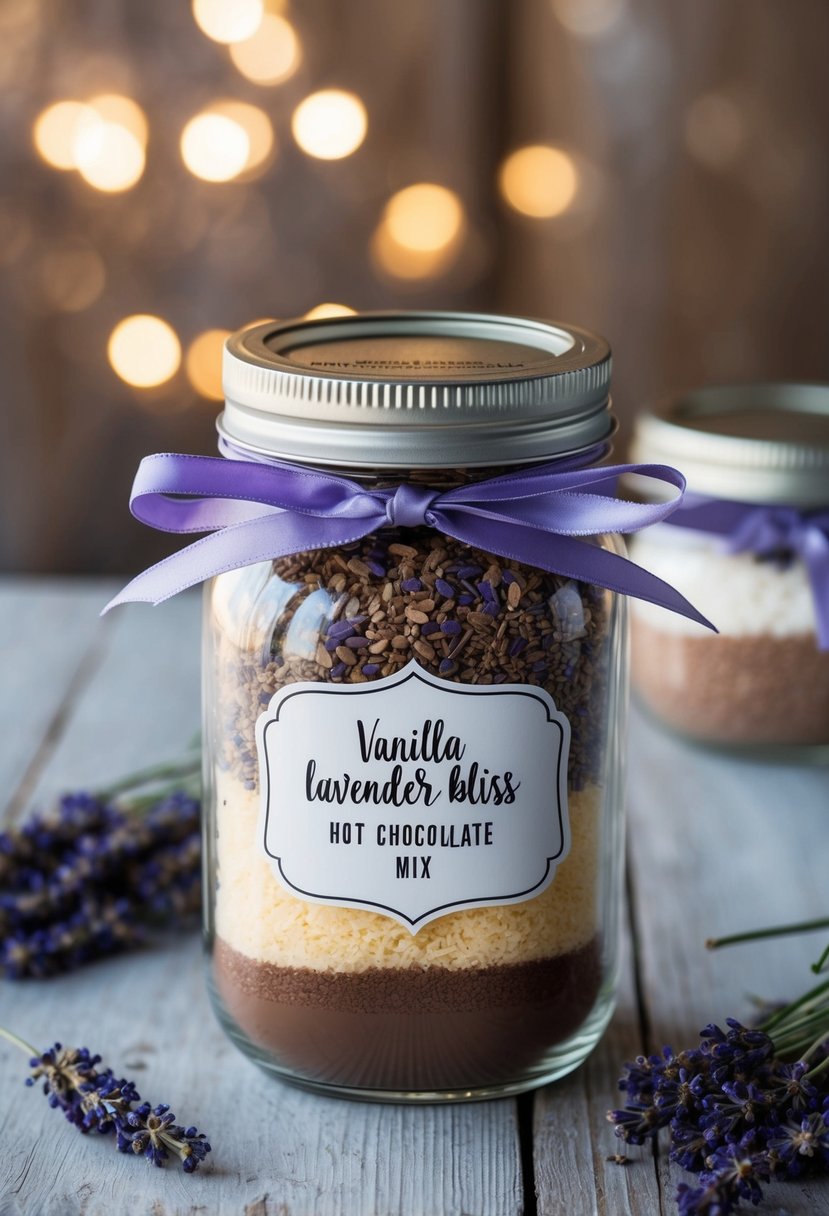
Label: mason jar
xmin=628 ymin=383 xmax=829 ymax=752
xmin=192 ymin=310 xmax=638 ymax=1101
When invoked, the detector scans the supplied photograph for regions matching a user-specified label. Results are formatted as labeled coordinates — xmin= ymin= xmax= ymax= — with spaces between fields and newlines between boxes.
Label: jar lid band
xmin=220 ymin=311 xmax=613 ymax=468
xmin=630 ymin=383 xmax=829 ymax=507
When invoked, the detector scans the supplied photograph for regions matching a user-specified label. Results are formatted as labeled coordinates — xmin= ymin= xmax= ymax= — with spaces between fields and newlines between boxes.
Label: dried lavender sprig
xmin=0 ymin=1026 xmax=211 ymax=1172
xmin=608 ymin=1020 xmax=829 ymax=1214
xmin=1 ymin=790 xmax=202 ymax=977
xmin=2 ymin=895 xmax=144 ymax=979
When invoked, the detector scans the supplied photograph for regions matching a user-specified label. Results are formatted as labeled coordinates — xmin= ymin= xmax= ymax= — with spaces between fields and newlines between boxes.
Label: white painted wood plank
xmin=0 ymin=937 xmax=524 ymax=1216
xmin=627 ymin=707 xmax=829 ymax=1214
xmin=19 ymin=593 xmax=202 ymax=807
xmin=0 ymin=584 xmax=524 ymax=1216
xmin=0 ymin=578 xmax=114 ymax=813
xmin=533 ymin=911 xmax=662 ymax=1216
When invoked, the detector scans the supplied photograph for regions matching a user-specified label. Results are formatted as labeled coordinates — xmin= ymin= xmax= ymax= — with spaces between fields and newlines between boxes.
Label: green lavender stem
xmin=0 ymin=1025 xmax=37 ymax=1058
xmin=706 ymin=916 xmax=829 ymax=950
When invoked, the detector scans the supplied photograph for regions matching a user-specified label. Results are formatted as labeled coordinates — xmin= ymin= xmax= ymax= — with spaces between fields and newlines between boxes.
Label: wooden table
xmin=1 ymin=580 xmax=827 ymax=1216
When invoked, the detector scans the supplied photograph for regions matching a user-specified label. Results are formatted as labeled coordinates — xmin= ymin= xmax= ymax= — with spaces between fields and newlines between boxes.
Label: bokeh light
xmin=685 ymin=92 xmax=745 ymax=169
xmin=192 ymin=0 xmax=263 ymax=44
xmin=211 ymin=101 xmax=275 ymax=173
xmin=291 ymin=89 xmax=367 ymax=160
xmin=229 ymin=13 xmax=300 ymax=85
xmin=34 ymin=94 xmax=148 ymax=191
xmin=185 ymin=328 xmax=230 ymax=399
xmin=88 ymin=93 xmax=148 ymax=146
xmin=371 ymin=183 xmax=466 ymax=281
xmin=39 ymin=244 xmax=106 ymax=312
xmin=180 ymin=112 xmax=250 ymax=182
xmin=108 ymin=315 xmax=181 ymax=388
xmin=74 ymin=119 xmax=145 ymax=192
xmin=498 ymin=145 xmax=579 ymax=218
xmin=551 ymin=0 xmax=627 ymax=38
xmin=303 ymin=303 xmax=357 ymax=320
xmin=33 ymin=100 xmax=98 ymax=170
xmin=384 ymin=184 xmax=464 ymax=253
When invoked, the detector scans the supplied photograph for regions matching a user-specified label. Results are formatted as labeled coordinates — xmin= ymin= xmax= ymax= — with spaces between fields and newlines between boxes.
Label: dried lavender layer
xmin=211 ymin=528 xmax=612 ymax=793
xmin=212 ymin=935 xmax=602 ymax=1091
xmin=213 ymin=774 xmax=602 ymax=970
xmin=632 ymin=619 xmax=829 ymax=745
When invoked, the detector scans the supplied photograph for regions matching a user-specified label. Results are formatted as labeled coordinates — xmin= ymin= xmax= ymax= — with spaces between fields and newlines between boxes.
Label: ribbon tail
xmin=434 ymin=509 xmax=717 ymax=632
xmin=102 ymin=512 xmax=383 ymax=613
xmin=800 ymin=528 xmax=829 ymax=650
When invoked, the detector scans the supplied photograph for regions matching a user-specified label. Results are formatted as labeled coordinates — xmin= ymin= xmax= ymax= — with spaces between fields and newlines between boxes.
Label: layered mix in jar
xmin=206 ymin=526 xmax=621 ymax=1093
xmin=628 ymin=383 xmax=829 ymax=751
xmin=630 ymin=529 xmax=829 ymax=745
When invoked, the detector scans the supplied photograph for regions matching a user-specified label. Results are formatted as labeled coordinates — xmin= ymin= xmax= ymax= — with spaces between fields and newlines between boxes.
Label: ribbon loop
xmin=103 ymin=448 xmax=715 ymax=632
xmin=385 ymin=483 xmax=438 ymax=529
xmin=667 ymin=498 xmax=829 ymax=649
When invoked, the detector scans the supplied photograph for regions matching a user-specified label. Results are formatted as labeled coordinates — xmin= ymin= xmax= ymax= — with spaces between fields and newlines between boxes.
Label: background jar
xmin=202 ymin=311 xmax=627 ymax=1101
xmin=627 ymin=383 xmax=829 ymax=752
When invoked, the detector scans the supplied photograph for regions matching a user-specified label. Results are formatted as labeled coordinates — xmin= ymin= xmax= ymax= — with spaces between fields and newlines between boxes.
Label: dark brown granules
xmin=631 ymin=619 xmax=829 ymax=745
xmin=214 ymin=528 xmax=612 ymax=792
xmin=212 ymin=935 xmax=603 ymax=1092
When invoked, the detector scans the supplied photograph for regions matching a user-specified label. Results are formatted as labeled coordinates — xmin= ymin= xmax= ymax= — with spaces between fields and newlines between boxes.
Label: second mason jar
xmin=203 ymin=311 xmax=627 ymax=1100
xmin=628 ymin=383 xmax=829 ymax=753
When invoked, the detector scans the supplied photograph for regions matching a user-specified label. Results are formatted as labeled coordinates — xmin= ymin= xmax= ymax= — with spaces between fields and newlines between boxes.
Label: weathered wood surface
xmin=0 ymin=580 xmax=828 ymax=1215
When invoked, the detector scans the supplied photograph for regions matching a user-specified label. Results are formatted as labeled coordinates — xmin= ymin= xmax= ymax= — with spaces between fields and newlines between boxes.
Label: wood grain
xmin=0 ymin=583 xmax=524 ymax=1216
xmin=626 ymin=708 xmax=829 ymax=1214
xmin=3 ymin=582 xmax=828 ymax=1215
xmin=532 ymin=916 xmax=662 ymax=1215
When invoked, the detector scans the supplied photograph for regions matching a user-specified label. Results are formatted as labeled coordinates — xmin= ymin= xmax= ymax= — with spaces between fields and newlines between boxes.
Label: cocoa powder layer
xmin=631 ymin=618 xmax=829 ymax=745
xmin=212 ymin=935 xmax=602 ymax=1091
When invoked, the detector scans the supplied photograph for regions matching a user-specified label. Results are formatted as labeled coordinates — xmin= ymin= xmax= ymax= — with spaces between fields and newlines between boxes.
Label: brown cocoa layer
xmin=631 ymin=619 xmax=829 ymax=745
xmin=212 ymin=935 xmax=602 ymax=1091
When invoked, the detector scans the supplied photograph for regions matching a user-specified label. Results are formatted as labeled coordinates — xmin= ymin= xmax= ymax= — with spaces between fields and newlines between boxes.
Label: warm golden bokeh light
xmin=39 ymin=246 xmax=106 ymax=312
xmin=229 ymin=13 xmax=300 ymax=85
xmin=384 ymin=184 xmax=464 ymax=253
xmin=192 ymin=0 xmax=263 ymax=44
xmin=108 ymin=315 xmax=182 ymax=388
xmin=75 ymin=121 xmax=145 ymax=192
xmin=370 ymin=227 xmax=455 ymax=282
xmin=185 ymin=329 xmax=230 ymax=399
xmin=34 ymin=94 xmax=148 ymax=191
xmin=303 ymin=303 xmax=357 ymax=320
xmin=88 ymin=94 xmax=148 ymax=146
xmin=498 ymin=145 xmax=579 ymax=218
xmin=33 ymin=100 xmax=98 ymax=170
xmin=551 ymin=0 xmax=626 ymax=38
xmin=180 ymin=112 xmax=251 ymax=182
xmin=211 ymin=101 xmax=274 ymax=173
xmin=291 ymin=89 xmax=367 ymax=160
xmin=371 ymin=184 xmax=466 ymax=280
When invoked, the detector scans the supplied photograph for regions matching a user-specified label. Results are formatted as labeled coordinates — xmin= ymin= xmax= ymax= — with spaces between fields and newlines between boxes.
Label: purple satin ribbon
xmin=665 ymin=497 xmax=829 ymax=648
xmin=104 ymin=444 xmax=714 ymax=630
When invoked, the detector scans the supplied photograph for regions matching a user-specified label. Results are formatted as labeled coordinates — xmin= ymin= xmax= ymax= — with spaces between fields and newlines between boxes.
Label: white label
xmin=255 ymin=659 xmax=571 ymax=933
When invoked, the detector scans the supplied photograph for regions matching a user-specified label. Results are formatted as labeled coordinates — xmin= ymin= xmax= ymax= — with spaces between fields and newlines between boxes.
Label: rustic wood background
xmin=1 ymin=0 xmax=829 ymax=574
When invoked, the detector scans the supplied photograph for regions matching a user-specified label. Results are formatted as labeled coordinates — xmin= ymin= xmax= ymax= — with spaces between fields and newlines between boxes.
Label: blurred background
xmin=2 ymin=0 xmax=828 ymax=574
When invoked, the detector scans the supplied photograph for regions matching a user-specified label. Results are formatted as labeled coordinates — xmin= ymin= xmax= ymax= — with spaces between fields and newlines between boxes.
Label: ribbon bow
xmin=104 ymin=447 xmax=714 ymax=630
xmin=667 ymin=498 xmax=829 ymax=648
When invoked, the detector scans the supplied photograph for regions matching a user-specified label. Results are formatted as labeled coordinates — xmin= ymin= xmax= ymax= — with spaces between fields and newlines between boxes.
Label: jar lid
xmin=630 ymin=383 xmax=829 ymax=507
xmin=220 ymin=310 xmax=612 ymax=467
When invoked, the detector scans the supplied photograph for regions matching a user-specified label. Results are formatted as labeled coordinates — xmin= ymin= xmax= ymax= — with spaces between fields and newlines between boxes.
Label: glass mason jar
xmin=202 ymin=311 xmax=628 ymax=1100
xmin=628 ymin=383 xmax=829 ymax=753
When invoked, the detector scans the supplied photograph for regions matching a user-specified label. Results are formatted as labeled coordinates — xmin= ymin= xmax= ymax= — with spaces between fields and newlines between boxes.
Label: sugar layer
xmin=214 ymin=768 xmax=601 ymax=972
xmin=629 ymin=527 xmax=816 ymax=638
